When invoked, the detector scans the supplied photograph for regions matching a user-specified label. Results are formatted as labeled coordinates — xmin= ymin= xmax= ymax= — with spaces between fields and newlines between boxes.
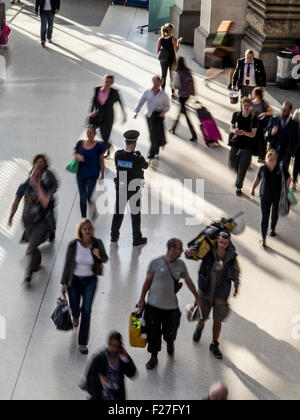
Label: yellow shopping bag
xmin=129 ymin=314 xmax=147 ymax=348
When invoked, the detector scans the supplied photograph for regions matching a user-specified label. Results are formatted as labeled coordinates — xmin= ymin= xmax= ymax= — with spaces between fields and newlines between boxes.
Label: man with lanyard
xmin=268 ymin=101 xmax=299 ymax=169
xmin=232 ymin=50 xmax=266 ymax=99
xmin=110 ymin=130 xmax=148 ymax=246
xmin=134 ymin=75 xmax=170 ymax=161
xmin=8 ymin=165 xmax=54 ymax=283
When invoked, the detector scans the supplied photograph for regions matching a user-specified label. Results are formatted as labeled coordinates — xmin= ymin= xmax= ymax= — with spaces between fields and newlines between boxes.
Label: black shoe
xmin=167 ymin=341 xmax=174 ymax=356
xmin=49 ymin=231 xmax=55 ymax=243
xmin=41 ymin=41 xmax=46 ymax=47
xmin=193 ymin=326 xmax=203 ymax=343
xmin=133 ymin=237 xmax=147 ymax=246
xmin=236 ymin=189 xmax=242 ymax=197
xmin=24 ymin=274 xmax=32 ymax=284
xmin=79 ymin=346 xmax=89 ymax=355
xmin=189 ymin=137 xmax=197 ymax=143
xmin=270 ymin=230 xmax=277 ymax=237
xmin=169 ymin=128 xmax=176 ymax=135
xmin=210 ymin=342 xmax=223 ymax=360
xmin=111 ymin=235 xmax=119 ymax=243
xmin=104 ymin=143 xmax=112 ymax=158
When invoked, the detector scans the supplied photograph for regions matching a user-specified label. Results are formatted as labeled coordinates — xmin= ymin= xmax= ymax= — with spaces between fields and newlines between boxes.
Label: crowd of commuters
xmin=3 ymin=10 xmax=300 ymax=402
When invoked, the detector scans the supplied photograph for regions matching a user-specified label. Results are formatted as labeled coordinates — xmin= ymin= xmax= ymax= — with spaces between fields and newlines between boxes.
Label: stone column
xmin=242 ymin=0 xmax=300 ymax=81
xmin=194 ymin=0 xmax=248 ymax=67
xmin=170 ymin=0 xmax=202 ymax=45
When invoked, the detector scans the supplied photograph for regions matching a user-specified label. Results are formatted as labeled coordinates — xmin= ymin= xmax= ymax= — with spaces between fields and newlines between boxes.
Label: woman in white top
xmin=61 ymin=219 xmax=108 ymax=355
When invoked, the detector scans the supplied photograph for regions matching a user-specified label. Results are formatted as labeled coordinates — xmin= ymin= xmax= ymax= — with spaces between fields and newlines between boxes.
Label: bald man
xmin=207 ymin=382 xmax=229 ymax=400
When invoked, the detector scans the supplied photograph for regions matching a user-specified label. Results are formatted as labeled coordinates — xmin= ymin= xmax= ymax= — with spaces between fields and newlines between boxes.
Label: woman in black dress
xmin=157 ymin=23 xmax=182 ymax=98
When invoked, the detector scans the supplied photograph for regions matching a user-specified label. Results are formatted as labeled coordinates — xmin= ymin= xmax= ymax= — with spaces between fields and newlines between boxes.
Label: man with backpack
xmin=170 ymin=57 xmax=197 ymax=142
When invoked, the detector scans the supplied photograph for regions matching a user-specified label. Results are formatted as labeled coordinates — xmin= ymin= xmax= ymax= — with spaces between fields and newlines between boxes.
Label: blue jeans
xmin=76 ymin=173 xmax=98 ymax=218
xmin=40 ymin=11 xmax=55 ymax=42
xmin=68 ymin=275 xmax=98 ymax=346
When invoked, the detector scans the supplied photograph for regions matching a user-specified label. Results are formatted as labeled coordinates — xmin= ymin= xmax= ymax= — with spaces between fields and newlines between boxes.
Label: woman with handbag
xmin=157 ymin=23 xmax=182 ymax=98
xmin=61 ymin=219 xmax=108 ymax=354
xmin=73 ymin=125 xmax=105 ymax=219
xmin=251 ymin=149 xmax=291 ymax=248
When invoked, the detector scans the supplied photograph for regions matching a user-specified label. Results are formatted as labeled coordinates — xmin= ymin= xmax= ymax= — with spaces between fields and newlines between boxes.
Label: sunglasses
xmin=219 ymin=232 xmax=231 ymax=239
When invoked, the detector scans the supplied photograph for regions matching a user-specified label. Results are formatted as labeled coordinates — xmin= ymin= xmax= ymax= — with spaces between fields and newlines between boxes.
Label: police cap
xmin=124 ymin=130 xmax=140 ymax=142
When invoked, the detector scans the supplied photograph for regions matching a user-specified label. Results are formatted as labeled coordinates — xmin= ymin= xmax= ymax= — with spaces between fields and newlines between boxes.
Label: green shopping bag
xmin=66 ymin=158 xmax=79 ymax=174
xmin=287 ymin=188 xmax=298 ymax=206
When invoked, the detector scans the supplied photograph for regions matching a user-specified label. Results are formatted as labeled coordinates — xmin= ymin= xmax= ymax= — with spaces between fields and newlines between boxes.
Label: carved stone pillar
xmin=170 ymin=0 xmax=202 ymax=45
xmin=242 ymin=0 xmax=300 ymax=81
xmin=193 ymin=0 xmax=248 ymax=67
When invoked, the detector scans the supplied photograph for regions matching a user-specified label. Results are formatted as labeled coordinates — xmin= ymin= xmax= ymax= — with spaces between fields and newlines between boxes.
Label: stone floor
xmin=0 ymin=0 xmax=300 ymax=400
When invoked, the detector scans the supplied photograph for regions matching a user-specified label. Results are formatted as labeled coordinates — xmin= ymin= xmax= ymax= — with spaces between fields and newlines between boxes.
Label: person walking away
xmin=74 ymin=125 xmax=105 ymax=219
xmin=170 ymin=57 xmax=197 ymax=142
xmin=85 ymin=331 xmax=137 ymax=401
xmin=232 ymin=50 xmax=266 ymax=99
xmin=193 ymin=232 xmax=240 ymax=360
xmin=251 ymin=87 xmax=274 ymax=163
xmin=229 ymin=97 xmax=258 ymax=196
xmin=267 ymin=101 xmax=299 ymax=169
xmin=292 ymin=108 xmax=300 ymax=191
xmin=138 ymin=238 xmax=201 ymax=370
xmin=89 ymin=74 xmax=127 ymax=158
xmin=8 ymin=165 xmax=56 ymax=283
xmin=35 ymin=0 xmax=60 ymax=48
xmin=61 ymin=219 xmax=108 ymax=355
xmin=134 ymin=75 xmax=170 ymax=160
xmin=111 ymin=130 xmax=148 ymax=246
xmin=157 ymin=23 xmax=182 ymax=98
xmin=251 ymin=149 xmax=291 ymax=248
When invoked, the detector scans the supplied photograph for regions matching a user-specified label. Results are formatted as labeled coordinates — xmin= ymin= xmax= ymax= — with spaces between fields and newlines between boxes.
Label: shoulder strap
xmin=163 ymin=258 xmax=177 ymax=283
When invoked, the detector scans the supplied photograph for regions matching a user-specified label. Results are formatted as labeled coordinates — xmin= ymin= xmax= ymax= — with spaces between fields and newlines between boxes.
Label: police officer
xmin=111 ymin=130 xmax=148 ymax=246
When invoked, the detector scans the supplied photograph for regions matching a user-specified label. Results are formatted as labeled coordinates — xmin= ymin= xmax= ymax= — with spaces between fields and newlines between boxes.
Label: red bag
xmin=0 ymin=25 xmax=11 ymax=45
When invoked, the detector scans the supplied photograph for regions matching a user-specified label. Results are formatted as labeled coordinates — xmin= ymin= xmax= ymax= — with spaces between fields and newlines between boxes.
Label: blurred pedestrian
xmin=170 ymin=57 xmax=197 ymax=142
xmin=232 ymin=50 xmax=266 ymax=98
xmin=229 ymin=97 xmax=258 ymax=196
xmin=267 ymin=101 xmax=299 ymax=169
xmin=35 ymin=0 xmax=60 ymax=48
xmin=89 ymin=74 xmax=127 ymax=158
xmin=85 ymin=331 xmax=137 ymax=400
xmin=251 ymin=87 xmax=274 ymax=163
xmin=8 ymin=164 xmax=57 ymax=283
xmin=74 ymin=125 xmax=106 ymax=219
xmin=251 ymin=149 xmax=291 ymax=247
xmin=292 ymin=108 xmax=300 ymax=190
xmin=0 ymin=1 xmax=6 ymax=32
xmin=138 ymin=238 xmax=201 ymax=370
xmin=61 ymin=219 xmax=108 ymax=355
xmin=134 ymin=75 xmax=170 ymax=160
xmin=111 ymin=130 xmax=148 ymax=246
xmin=157 ymin=23 xmax=182 ymax=98
xmin=193 ymin=233 xmax=240 ymax=360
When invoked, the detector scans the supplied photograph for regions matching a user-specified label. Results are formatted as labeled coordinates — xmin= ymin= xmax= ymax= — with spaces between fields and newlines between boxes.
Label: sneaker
xmin=146 ymin=356 xmax=158 ymax=370
xmin=236 ymin=189 xmax=243 ymax=197
xmin=210 ymin=342 xmax=223 ymax=360
xmin=193 ymin=326 xmax=203 ymax=343
xmin=270 ymin=230 xmax=277 ymax=237
xmin=79 ymin=346 xmax=89 ymax=355
xmin=167 ymin=341 xmax=174 ymax=356
xmin=47 ymin=39 xmax=52 ymax=43
xmin=133 ymin=237 xmax=147 ymax=247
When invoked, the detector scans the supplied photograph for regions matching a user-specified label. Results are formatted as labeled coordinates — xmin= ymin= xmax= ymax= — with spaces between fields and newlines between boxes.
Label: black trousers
xmin=229 ymin=147 xmax=253 ymax=189
xmin=261 ymin=197 xmax=280 ymax=239
xmin=145 ymin=304 xmax=181 ymax=356
xmin=26 ymin=220 xmax=49 ymax=276
xmin=293 ymin=147 xmax=300 ymax=183
xmin=172 ymin=96 xmax=197 ymax=139
xmin=146 ymin=113 xmax=166 ymax=159
xmin=111 ymin=186 xmax=142 ymax=241
xmin=89 ymin=114 xmax=113 ymax=144
xmin=160 ymin=60 xmax=175 ymax=90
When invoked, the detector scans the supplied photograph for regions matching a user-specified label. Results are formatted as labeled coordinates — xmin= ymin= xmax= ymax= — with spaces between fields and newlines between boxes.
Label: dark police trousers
xmin=111 ymin=184 xmax=142 ymax=241
xmin=261 ymin=197 xmax=280 ymax=239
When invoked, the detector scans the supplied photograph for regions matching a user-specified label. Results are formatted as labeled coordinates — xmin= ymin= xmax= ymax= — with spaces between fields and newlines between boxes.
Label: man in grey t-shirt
xmin=138 ymin=238 xmax=201 ymax=370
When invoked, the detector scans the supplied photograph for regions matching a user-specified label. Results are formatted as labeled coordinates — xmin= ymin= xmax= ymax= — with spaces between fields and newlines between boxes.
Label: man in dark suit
xmin=232 ymin=50 xmax=267 ymax=98
xmin=90 ymin=74 xmax=127 ymax=158
xmin=35 ymin=0 xmax=60 ymax=47
xmin=267 ymin=101 xmax=299 ymax=169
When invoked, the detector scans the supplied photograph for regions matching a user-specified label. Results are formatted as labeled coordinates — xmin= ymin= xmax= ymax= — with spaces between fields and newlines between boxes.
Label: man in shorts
xmin=192 ymin=232 xmax=240 ymax=359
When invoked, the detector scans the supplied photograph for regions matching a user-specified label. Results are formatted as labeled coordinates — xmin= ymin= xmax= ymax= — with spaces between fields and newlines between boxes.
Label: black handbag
xmin=51 ymin=295 xmax=73 ymax=331
xmin=158 ymin=49 xmax=169 ymax=63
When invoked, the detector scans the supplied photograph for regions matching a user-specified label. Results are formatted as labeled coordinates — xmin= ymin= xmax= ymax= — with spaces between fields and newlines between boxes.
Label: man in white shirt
xmin=134 ymin=75 xmax=170 ymax=160
xmin=35 ymin=0 xmax=60 ymax=47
